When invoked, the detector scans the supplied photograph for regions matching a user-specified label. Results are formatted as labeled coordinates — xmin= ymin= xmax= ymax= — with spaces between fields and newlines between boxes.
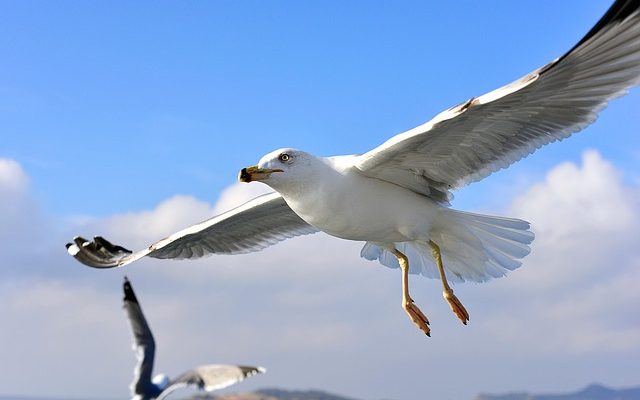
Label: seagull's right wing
xmin=66 ymin=192 xmax=318 ymax=268
xmin=156 ymin=365 xmax=266 ymax=400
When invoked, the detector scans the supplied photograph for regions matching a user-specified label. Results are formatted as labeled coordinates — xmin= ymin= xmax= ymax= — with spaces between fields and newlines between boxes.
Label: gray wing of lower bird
xmin=156 ymin=365 xmax=266 ymax=400
xmin=123 ymin=278 xmax=159 ymax=399
xmin=65 ymin=192 xmax=318 ymax=268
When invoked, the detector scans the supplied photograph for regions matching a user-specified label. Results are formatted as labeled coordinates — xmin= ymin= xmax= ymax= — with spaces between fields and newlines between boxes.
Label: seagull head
xmin=239 ymin=148 xmax=315 ymax=191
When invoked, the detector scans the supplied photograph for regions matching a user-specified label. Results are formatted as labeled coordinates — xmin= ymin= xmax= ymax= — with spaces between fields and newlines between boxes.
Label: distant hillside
xmin=187 ymin=384 xmax=640 ymax=400
xmin=188 ymin=388 xmax=360 ymax=400
xmin=475 ymin=383 xmax=640 ymax=400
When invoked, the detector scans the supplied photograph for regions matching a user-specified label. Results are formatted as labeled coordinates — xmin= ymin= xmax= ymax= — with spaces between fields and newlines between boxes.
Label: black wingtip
xmin=540 ymin=0 xmax=640 ymax=74
xmin=123 ymin=277 xmax=138 ymax=304
xmin=570 ymin=0 xmax=640 ymax=56
xmin=94 ymin=236 xmax=133 ymax=255
xmin=65 ymin=235 xmax=132 ymax=269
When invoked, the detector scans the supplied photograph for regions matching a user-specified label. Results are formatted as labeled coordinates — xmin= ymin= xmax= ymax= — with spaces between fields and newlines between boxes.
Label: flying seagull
xmin=122 ymin=277 xmax=265 ymax=400
xmin=68 ymin=0 xmax=640 ymax=336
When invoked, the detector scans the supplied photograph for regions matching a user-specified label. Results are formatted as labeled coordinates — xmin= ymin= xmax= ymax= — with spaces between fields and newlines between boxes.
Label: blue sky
xmin=3 ymin=1 xmax=637 ymax=216
xmin=1 ymin=1 xmax=639 ymax=400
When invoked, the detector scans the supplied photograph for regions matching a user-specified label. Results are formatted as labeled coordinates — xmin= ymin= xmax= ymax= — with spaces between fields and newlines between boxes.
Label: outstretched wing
xmin=123 ymin=278 xmax=157 ymax=397
xmin=157 ymin=365 xmax=266 ymax=400
xmin=66 ymin=192 xmax=318 ymax=268
xmin=355 ymin=0 xmax=640 ymax=203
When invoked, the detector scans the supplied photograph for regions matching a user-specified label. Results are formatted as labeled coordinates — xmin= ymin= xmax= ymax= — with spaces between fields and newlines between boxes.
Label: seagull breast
xmin=276 ymin=155 xmax=440 ymax=243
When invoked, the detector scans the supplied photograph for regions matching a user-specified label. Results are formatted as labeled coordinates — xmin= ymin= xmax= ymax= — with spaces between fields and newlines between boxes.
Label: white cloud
xmin=212 ymin=182 xmax=273 ymax=214
xmin=0 ymin=158 xmax=29 ymax=195
xmin=511 ymin=150 xmax=636 ymax=244
xmin=74 ymin=182 xmax=273 ymax=252
xmin=0 ymin=158 xmax=51 ymax=275
xmin=477 ymin=150 xmax=640 ymax=355
xmin=0 ymin=278 xmax=131 ymax=396
xmin=96 ymin=195 xmax=216 ymax=248
xmin=0 ymin=158 xmax=31 ymax=234
xmin=1 ymin=152 xmax=639 ymax=400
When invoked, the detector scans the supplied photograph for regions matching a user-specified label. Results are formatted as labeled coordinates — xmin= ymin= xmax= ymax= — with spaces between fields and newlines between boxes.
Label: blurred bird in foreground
xmin=69 ymin=0 xmax=640 ymax=336
xmin=122 ymin=277 xmax=265 ymax=400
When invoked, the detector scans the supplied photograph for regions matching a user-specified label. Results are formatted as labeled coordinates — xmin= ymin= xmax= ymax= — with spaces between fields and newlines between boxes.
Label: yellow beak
xmin=238 ymin=166 xmax=284 ymax=182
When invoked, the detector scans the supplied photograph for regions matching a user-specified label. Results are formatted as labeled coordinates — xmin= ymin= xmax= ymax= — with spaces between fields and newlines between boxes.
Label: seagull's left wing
xmin=66 ymin=192 xmax=318 ymax=268
xmin=355 ymin=0 xmax=640 ymax=203
xmin=156 ymin=365 xmax=265 ymax=400
xmin=123 ymin=278 xmax=157 ymax=397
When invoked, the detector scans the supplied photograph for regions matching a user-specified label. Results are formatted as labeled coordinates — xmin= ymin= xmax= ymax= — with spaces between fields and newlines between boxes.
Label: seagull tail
xmin=360 ymin=210 xmax=534 ymax=283
xmin=434 ymin=209 xmax=535 ymax=282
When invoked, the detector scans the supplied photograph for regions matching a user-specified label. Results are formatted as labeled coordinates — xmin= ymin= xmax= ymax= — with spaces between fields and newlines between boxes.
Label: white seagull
xmin=68 ymin=0 xmax=640 ymax=336
xmin=122 ymin=277 xmax=265 ymax=400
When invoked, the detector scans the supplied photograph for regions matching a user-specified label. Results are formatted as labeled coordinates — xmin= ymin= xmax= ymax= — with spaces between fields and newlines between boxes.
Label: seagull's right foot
xmin=429 ymin=240 xmax=470 ymax=326
xmin=443 ymin=288 xmax=469 ymax=325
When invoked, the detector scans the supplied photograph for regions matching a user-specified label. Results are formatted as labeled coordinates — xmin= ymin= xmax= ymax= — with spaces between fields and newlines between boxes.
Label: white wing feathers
xmin=355 ymin=0 xmax=640 ymax=203
xmin=157 ymin=365 xmax=266 ymax=400
xmin=66 ymin=192 xmax=318 ymax=268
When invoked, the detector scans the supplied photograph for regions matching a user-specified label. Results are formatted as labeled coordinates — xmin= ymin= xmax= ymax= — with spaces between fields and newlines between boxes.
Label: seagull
xmin=122 ymin=277 xmax=265 ymax=400
xmin=68 ymin=0 xmax=640 ymax=336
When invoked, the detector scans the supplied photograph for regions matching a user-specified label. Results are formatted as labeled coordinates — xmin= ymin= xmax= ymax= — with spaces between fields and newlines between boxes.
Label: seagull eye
xmin=278 ymin=153 xmax=290 ymax=163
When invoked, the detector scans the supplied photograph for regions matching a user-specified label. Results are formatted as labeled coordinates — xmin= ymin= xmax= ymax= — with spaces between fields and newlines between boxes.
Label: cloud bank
xmin=0 ymin=151 xmax=638 ymax=400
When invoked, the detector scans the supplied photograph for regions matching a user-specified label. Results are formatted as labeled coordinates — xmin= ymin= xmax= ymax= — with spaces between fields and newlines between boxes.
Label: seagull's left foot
xmin=403 ymin=297 xmax=431 ymax=336
xmin=392 ymin=248 xmax=432 ymax=337
xmin=443 ymin=288 xmax=469 ymax=325
xmin=429 ymin=240 xmax=470 ymax=325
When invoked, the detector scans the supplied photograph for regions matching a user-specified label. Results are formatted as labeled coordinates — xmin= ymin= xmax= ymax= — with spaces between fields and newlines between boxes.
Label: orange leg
xmin=429 ymin=240 xmax=469 ymax=325
xmin=392 ymin=249 xmax=431 ymax=337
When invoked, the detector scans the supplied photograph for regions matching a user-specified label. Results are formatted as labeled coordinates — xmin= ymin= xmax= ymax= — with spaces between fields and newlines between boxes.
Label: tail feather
xmin=467 ymin=224 xmax=531 ymax=259
xmin=484 ymin=246 xmax=523 ymax=271
xmin=466 ymin=220 xmax=534 ymax=244
xmin=360 ymin=209 xmax=534 ymax=283
xmin=451 ymin=210 xmax=531 ymax=230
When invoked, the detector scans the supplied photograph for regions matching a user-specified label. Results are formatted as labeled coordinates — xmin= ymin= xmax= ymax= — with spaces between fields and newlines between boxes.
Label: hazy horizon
xmin=1 ymin=381 xmax=639 ymax=400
